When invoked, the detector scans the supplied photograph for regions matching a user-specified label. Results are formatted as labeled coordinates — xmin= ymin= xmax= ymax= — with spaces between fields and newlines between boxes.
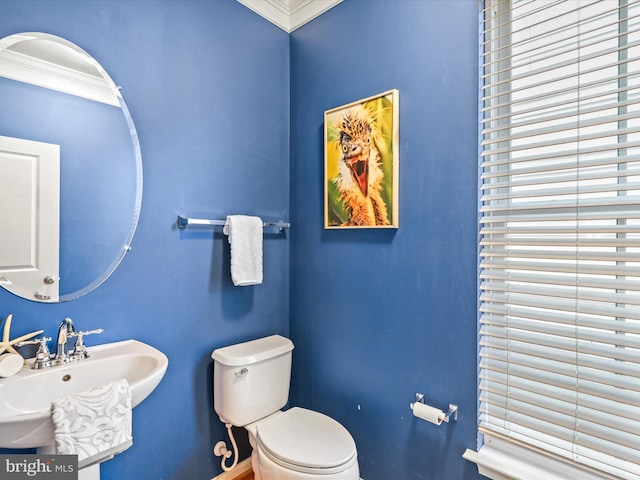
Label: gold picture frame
xmin=324 ymin=89 xmax=399 ymax=229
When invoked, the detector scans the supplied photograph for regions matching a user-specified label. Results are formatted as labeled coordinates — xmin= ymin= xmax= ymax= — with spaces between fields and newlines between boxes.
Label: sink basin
xmin=0 ymin=339 xmax=168 ymax=449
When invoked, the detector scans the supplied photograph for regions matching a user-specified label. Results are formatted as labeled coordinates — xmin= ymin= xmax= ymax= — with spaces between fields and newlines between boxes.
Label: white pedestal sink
xmin=0 ymin=339 xmax=169 ymax=479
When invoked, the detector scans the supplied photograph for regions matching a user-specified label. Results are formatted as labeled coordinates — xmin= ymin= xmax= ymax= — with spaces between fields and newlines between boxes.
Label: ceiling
xmin=237 ymin=0 xmax=342 ymax=32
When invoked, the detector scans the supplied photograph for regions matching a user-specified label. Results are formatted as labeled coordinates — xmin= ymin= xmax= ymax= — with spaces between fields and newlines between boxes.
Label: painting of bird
xmin=325 ymin=90 xmax=398 ymax=228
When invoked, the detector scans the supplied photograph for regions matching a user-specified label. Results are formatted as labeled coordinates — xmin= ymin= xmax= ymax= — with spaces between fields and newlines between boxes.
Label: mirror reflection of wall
xmin=0 ymin=33 xmax=142 ymax=303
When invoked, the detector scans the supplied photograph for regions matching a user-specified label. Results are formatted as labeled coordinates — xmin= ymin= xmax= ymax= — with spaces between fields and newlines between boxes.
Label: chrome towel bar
xmin=177 ymin=215 xmax=290 ymax=231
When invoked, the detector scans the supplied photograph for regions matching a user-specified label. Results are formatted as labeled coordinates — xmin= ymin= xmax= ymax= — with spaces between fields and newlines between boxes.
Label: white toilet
xmin=212 ymin=335 xmax=360 ymax=480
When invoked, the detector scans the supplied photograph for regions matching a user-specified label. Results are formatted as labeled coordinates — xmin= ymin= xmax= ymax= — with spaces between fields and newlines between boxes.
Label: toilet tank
xmin=212 ymin=335 xmax=294 ymax=427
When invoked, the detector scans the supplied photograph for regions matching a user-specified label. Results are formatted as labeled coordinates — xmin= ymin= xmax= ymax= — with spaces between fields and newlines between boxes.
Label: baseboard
xmin=211 ymin=458 xmax=252 ymax=480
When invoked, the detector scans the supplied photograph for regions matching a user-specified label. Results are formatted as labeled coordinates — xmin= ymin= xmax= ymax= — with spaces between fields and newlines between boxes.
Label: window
xmin=468 ymin=1 xmax=640 ymax=479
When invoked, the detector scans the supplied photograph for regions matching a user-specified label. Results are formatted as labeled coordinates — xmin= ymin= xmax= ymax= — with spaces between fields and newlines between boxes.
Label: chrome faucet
xmin=18 ymin=318 xmax=102 ymax=369
xmin=55 ymin=317 xmax=75 ymax=363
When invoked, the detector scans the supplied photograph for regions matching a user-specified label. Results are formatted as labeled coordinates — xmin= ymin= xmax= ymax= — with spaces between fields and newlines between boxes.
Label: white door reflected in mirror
xmin=0 ymin=135 xmax=60 ymax=302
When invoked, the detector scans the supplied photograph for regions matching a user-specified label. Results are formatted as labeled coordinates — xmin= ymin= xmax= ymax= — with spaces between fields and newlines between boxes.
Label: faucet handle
xmin=70 ymin=328 xmax=103 ymax=359
xmin=68 ymin=328 xmax=103 ymax=339
xmin=16 ymin=336 xmax=51 ymax=347
xmin=17 ymin=336 xmax=52 ymax=369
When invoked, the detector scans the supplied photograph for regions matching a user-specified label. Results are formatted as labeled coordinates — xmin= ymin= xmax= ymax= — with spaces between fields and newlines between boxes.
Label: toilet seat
xmin=256 ymin=407 xmax=357 ymax=475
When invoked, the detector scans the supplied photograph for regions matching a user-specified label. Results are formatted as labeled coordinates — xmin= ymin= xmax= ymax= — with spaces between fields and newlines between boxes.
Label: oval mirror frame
xmin=0 ymin=32 xmax=143 ymax=303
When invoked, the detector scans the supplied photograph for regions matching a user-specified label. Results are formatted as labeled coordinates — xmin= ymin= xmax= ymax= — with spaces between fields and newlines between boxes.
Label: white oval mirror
xmin=0 ymin=32 xmax=142 ymax=302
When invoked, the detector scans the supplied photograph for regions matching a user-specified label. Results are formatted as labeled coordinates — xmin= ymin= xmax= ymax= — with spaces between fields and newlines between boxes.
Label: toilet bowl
xmin=247 ymin=408 xmax=358 ymax=480
xmin=212 ymin=335 xmax=360 ymax=480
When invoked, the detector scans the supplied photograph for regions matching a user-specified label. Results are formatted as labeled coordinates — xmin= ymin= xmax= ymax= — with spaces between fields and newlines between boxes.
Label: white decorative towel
xmin=51 ymin=379 xmax=133 ymax=469
xmin=223 ymin=215 xmax=264 ymax=286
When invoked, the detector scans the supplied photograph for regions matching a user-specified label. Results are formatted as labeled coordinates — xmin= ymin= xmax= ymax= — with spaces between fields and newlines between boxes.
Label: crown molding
xmin=0 ymin=49 xmax=120 ymax=106
xmin=237 ymin=0 xmax=342 ymax=32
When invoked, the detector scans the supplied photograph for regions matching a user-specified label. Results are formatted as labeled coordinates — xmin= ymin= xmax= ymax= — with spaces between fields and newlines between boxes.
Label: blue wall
xmin=1 ymin=0 xmax=483 ymax=479
xmin=289 ymin=1 xmax=482 ymax=479
xmin=0 ymin=1 xmax=289 ymax=479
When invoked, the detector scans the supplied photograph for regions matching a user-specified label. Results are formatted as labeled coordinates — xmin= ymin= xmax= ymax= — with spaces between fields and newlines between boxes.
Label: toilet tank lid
xmin=211 ymin=335 xmax=294 ymax=366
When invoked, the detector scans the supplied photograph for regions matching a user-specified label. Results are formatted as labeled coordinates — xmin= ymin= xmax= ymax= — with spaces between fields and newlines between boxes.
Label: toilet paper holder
xmin=410 ymin=393 xmax=458 ymax=423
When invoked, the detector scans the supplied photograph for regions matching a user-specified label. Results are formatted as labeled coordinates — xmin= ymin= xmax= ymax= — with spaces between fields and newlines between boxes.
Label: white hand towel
xmin=51 ymin=379 xmax=133 ymax=469
xmin=223 ymin=215 xmax=263 ymax=286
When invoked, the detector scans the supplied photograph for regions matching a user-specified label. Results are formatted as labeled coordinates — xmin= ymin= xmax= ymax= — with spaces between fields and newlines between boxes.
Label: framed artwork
xmin=324 ymin=89 xmax=399 ymax=229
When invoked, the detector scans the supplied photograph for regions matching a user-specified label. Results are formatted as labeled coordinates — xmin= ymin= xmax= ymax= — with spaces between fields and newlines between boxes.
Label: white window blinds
xmin=478 ymin=1 xmax=640 ymax=478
